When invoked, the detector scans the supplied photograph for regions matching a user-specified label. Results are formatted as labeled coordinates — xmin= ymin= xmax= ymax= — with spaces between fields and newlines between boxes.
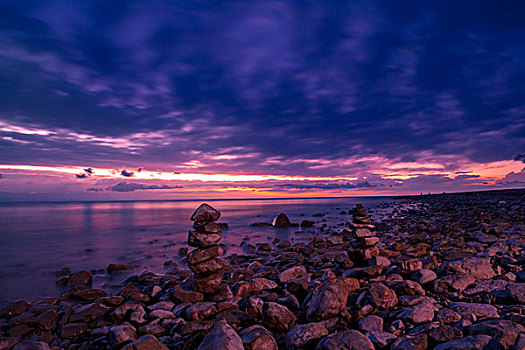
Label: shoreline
xmin=0 ymin=189 xmax=524 ymax=349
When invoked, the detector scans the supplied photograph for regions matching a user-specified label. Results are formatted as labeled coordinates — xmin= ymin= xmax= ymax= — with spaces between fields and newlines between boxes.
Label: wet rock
xmin=391 ymin=334 xmax=428 ymax=350
xmin=397 ymin=301 xmax=438 ymax=324
xmin=60 ymin=322 xmax=87 ymax=338
xmin=279 ymin=265 xmax=307 ymax=283
xmin=69 ymin=302 xmax=109 ymax=323
xmin=192 ymin=272 xmax=224 ymax=294
xmin=189 ymin=258 xmax=227 ymax=275
xmin=434 ymin=335 xmax=503 ymax=350
xmin=301 ymin=220 xmax=315 ymax=228
xmin=367 ymin=331 xmax=397 ymax=348
xmin=67 ymin=271 xmax=93 ymax=288
xmin=240 ymin=325 xmax=278 ymax=350
xmin=0 ymin=300 xmax=30 ymax=318
xmin=11 ymin=341 xmax=50 ymax=350
xmin=273 ymin=213 xmax=292 ymax=227
xmin=506 ymin=283 xmax=525 ymax=303
xmin=37 ymin=309 xmax=58 ymax=330
xmin=194 ymin=221 xmax=222 ymax=233
xmin=188 ymin=231 xmax=223 ymax=248
xmin=316 ymin=330 xmax=374 ymax=350
xmin=262 ymin=302 xmax=297 ymax=332
xmin=108 ymin=263 xmax=135 ymax=273
xmin=442 ymin=258 xmax=496 ymax=280
xmin=410 ymin=269 xmax=437 ymax=285
xmin=187 ymin=245 xmax=225 ymax=265
xmin=469 ymin=320 xmax=525 ymax=349
xmin=448 ymin=302 xmax=499 ymax=319
xmin=359 ymin=315 xmax=383 ymax=332
xmin=110 ymin=322 xmax=137 ymax=346
xmin=191 ymin=203 xmax=221 ymax=223
xmin=197 ymin=321 xmax=243 ymax=350
xmin=285 ymin=322 xmax=329 ymax=350
xmin=364 ymin=282 xmax=398 ymax=309
xmin=172 ymin=286 xmax=204 ymax=303
xmin=0 ymin=338 xmax=21 ymax=349
xmin=122 ymin=334 xmax=168 ymax=350
xmin=307 ymin=278 xmax=356 ymax=321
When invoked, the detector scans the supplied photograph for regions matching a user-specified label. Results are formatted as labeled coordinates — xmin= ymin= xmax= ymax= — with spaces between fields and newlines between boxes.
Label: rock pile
xmin=349 ymin=204 xmax=380 ymax=265
xmin=187 ymin=203 xmax=228 ymax=296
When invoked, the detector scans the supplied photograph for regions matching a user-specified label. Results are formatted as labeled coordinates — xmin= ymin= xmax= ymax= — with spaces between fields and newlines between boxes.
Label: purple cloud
xmin=106 ymin=182 xmax=183 ymax=192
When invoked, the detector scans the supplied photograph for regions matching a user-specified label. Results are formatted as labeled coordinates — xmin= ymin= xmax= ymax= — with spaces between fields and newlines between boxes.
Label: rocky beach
xmin=1 ymin=189 xmax=524 ymax=350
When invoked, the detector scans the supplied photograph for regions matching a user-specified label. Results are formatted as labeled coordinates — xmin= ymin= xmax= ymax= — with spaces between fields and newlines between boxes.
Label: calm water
xmin=0 ymin=197 xmax=387 ymax=305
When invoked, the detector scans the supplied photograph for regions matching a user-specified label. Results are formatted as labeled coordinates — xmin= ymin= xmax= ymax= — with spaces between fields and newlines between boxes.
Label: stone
xmin=110 ymin=323 xmax=137 ymax=346
xmin=12 ymin=341 xmax=50 ymax=350
xmin=367 ymin=331 xmax=397 ymax=348
xmin=279 ymin=265 xmax=307 ymax=283
xmin=251 ymin=278 xmax=279 ymax=292
xmin=189 ymin=258 xmax=227 ymax=275
xmin=316 ymin=330 xmax=374 ymax=350
xmin=187 ymin=245 xmax=225 ymax=265
xmin=469 ymin=320 xmax=525 ymax=349
xmin=108 ymin=263 xmax=135 ymax=273
xmin=301 ymin=220 xmax=315 ymax=227
xmin=69 ymin=302 xmax=109 ymax=323
xmin=185 ymin=302 xmax=218 ymax=321
xmin=192 ymin=272 xmax=224 ymax=294
xmin=506 ymin=283 xmax=525 ymax=303
xmin=442 ymin=258 xmax=496 ymax=280
xmin=434 ymin=335 xmax=503 ymax=350
xmin=359 ymin=315 xmax=383 ymax=332
xmin=191 ymin=203 xmax=221 ymax=222
xmin=355 ymin=228 xmax=375 ymax=238
xmin=307 ymin=278 xmax=354 ymax=321
xmin=67 ymin=271 xmax=93 ymax=288
xmin=239 ymin=325 xmax=278 ymax=350
xmin=0 ymin=337 xmax=21 ymax=350
xmin=197 ymin=321 xmax=243 ymax=350
xmin=60 ymin=323 xmax=87 ymax=338
xmin=410 ymin=269 xmax=437 ymax=284
xmin=172 ymin=286 xmax=204 ymax=303
xmin=401 ymin=259 xmax=423 ymax=273
xmin=397 ymin=301 xmax=438 ymax=324
xmin=434 ymin=273 xmax=475 ymax=293
xmin=390 ymin=334 xmax=428 ymax=350
xmin=37 ymin=309 xmax=58 ymax=330
xmin=262 ymin=302 xmax=297 ymax=332
xmin=188 ymin=231 xmax=223 ymax=248
xmin=0 ymin=300 xmax=31 ymax=318
xmin=436 ymin=308 xmax=462 ymax=324
xmin=448 ymin=302 xmax=499 ymax=319
xmin=124 ymin=335 xmax=168 ymax=350
xmin=285 ymin=322 xmax=329 ymax=350
xmin=273 ymin=213 xmax=292 ymax=227
xmin=194 ymin=221 xmax=222 ymax=233
xmin=365 ymin=282 xmax=398 ymax=308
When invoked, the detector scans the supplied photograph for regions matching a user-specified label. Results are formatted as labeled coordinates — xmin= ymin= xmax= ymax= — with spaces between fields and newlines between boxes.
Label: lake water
xmin=0 ymin=197 xmax=389 ymax=305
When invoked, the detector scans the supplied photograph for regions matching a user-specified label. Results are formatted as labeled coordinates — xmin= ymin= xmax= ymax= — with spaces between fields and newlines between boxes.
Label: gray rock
xmin=198 ymin=321 xmax=243 ymax=350
xmin=448 ymin=302 xmax=499 ymax=319
xmin=239 ymin=325 xmax=278 ymax=350
xmin=434 ymin=335 xmax=503 ymax=350
xmin=469 ymin=320 xmax=525 ymax=349
xmin=307 ymin=278 xmax=356 ymax=321
xmin=410 ymin=269 xmax=437 ymax=284
xmin=273 ymin=213 xmax=292 ymax=227
xmin=286 ymin=322 xmax=329 ymax=350
xmin=262 ymin=302 xmax=297 ymax=332
xmin=316 ymin=330 xmax=374 ymax=350
xmin=359 ymin=315 xmax=383 ymax=332
xmin=442 ymin=258 xmax=496 ymax=280
xmin=191 ymin=203 xmax=221 ymax=223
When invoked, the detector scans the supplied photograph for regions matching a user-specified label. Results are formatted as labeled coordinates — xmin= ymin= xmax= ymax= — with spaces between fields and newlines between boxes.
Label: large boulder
xmin=262 ymin=302 xmax=297 ymax=332
xmin=307 ymin=278 xmax=358 ymax=321
xmin=316 ymin=330 xmax=374 ymax=350
xmin=198 ymin=321 xmax=243 ymax=350
xmin=273 ymin=213 xmax=291 ymax=227
xmin=191 ymin=204 xmax=221 ymax=223
xmin=442 ymin=258 xmax=496 ymax=280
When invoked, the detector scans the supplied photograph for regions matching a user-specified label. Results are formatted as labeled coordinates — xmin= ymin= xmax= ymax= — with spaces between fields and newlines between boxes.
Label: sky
xmin=0 ymin=0 xmax=524 ymax=201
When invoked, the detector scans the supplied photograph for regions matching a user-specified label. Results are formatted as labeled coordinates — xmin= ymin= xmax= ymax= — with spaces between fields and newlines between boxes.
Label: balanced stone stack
xmin=187 ymin=203 xmax=227 ymax=295
xmin=350 ymin=204 xmax=380 ymax=264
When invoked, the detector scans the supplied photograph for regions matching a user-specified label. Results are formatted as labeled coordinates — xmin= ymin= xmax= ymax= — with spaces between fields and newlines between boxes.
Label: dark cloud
xmin=87 ymin=187 xmax=103 ymax=192
xmin=0 ymin=1 xmax=524 ymax=184
xmin=278 ymin=181 xmax=375 ymax=190
xmin=514 ymin=153 xmax=525 ymax=163
xmin=83 ymin=168 xmax=93 ymax=174
xmin=106 ymin=182 xmax=183 ymax=192
xmin=121 ymin=170 xmax=134 ymax=177
xmin=75 ymin=173 xmax=88 ymax=179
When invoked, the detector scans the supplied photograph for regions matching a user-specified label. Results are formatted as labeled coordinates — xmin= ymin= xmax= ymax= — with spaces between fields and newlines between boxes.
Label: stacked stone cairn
xmin=187 ymin=203 xmax=228 ymax=295
xmin=349 ymin=204 xmax=380 ymax=265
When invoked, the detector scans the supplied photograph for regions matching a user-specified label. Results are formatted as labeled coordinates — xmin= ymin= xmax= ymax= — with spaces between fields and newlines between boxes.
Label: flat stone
xmin=0 ymin=300 xmax=31 ymax=318
xmin=316 ymin=330 xmax=374 ymax=350
xmin=188 ymin=231 xmax=223 ymax=248
xmin=365 ymin=282 xmax=398 ymax=308
xmin=192 ymin=272 xmax=224 ymax=294
xmin=434 ymin=335 xmax=502 ymax=350
xmin=262 ymin=302 xmax=296 ymax=332
xmin=69 ymin=302 xmax=109 ymax=323
xmin=507 ymin=283 xmax=525 ymax=303
xmin=469 ymin=320 xmax=525 ymax=349
xmin=124 ymin=335 xmax=168 ymax=350
xmin=193 ymin=221 xmax=222 ymax=233
xmin=240 ymin=325 xmax=278 ymax=350
xmin=359 ymin=315 xmax=383 ymax=332
xmin=367 ymin=331 xmax=397 ymax=348
xmin=434 ymin=273 xmax=475 ymax=293
xmin=197 ymin=321 xmax=243 ymax=350
xmin=12 ymin=341 xmax=50 ymax=350
xmin=391 ymin=334 xmax=428 ymax=350
xmin=191 ymin=203 xmax=221 ymax=223
xmin=442 ymin=258 xmax=496 ymax=280
xmin=448 ymin=302 xmax=499 ymax=319
xmin=187 ymin=245 xmax=225 ymax=265
xmin=189 ymin=258 xmax=227 ymax=275
xmin=172 ymin=286 xmax=204 ymax=303
xmin=285 ymin=322 xmax=329 ymax=350
xmin=410 ymin=269 xmax=437 ymax=284
xmin=397 ymin=301 xmax=438 ymax=324
xmin=60 ymin=323 xmax=87 ymax=338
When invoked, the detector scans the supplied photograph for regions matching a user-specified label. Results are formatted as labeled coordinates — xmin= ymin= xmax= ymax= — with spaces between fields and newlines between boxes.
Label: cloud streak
xmin=106 ymin=182 xmax=183 ymax=192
